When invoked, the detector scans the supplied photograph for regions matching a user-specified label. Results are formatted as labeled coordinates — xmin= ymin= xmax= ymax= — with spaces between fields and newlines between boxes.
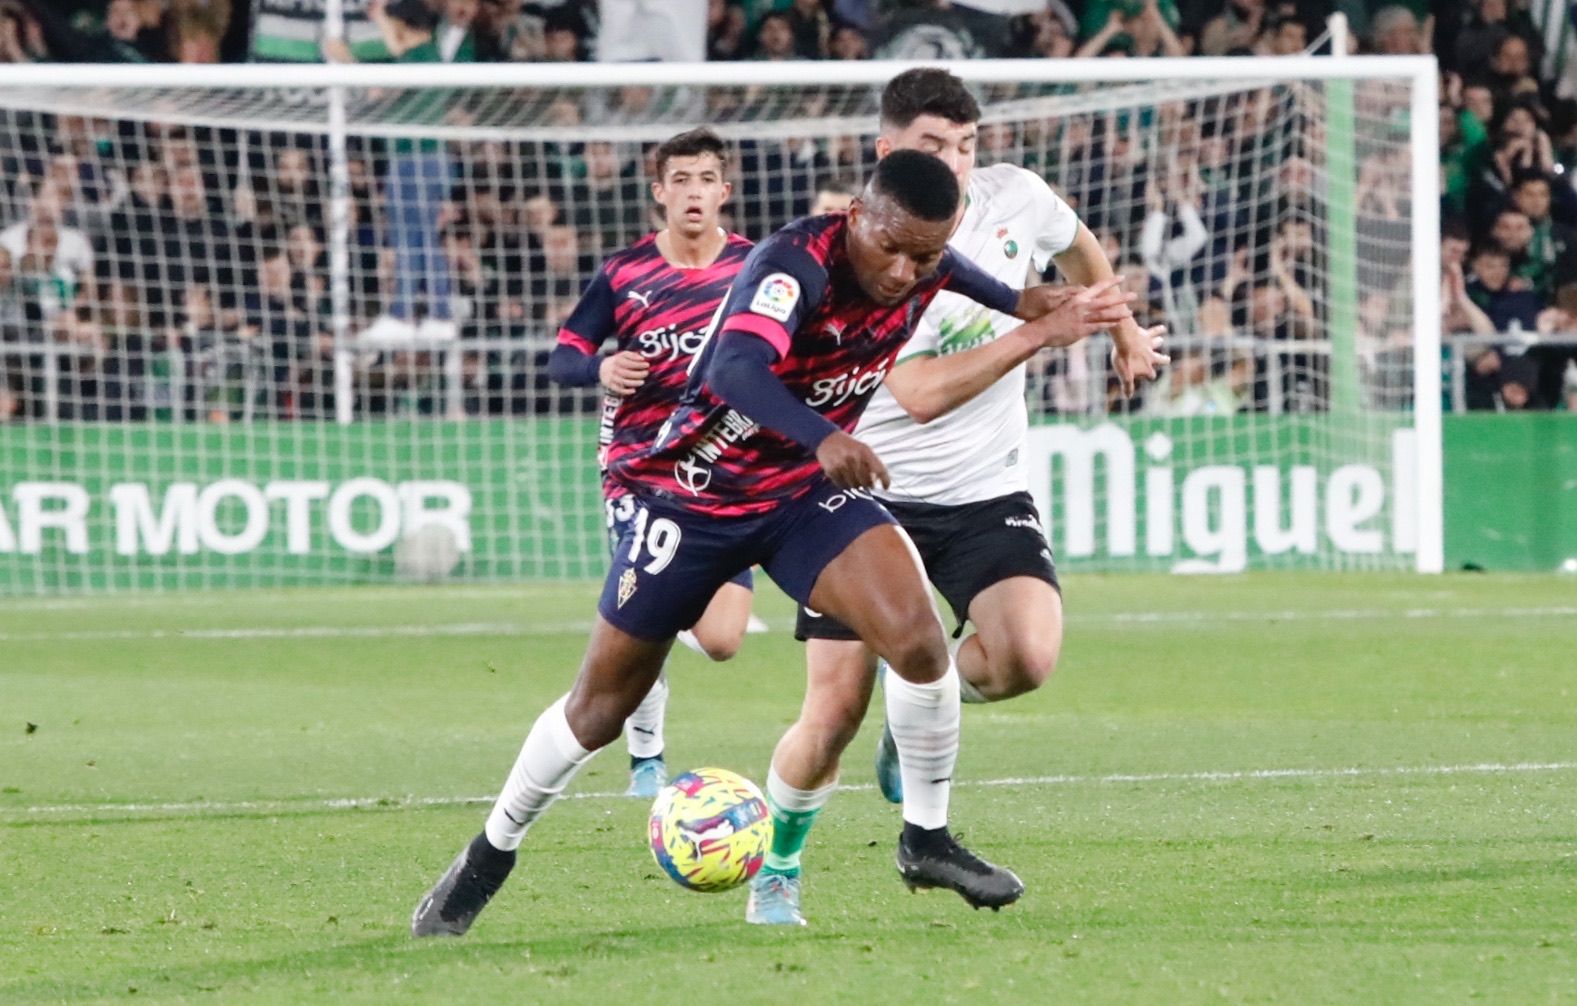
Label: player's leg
xmin=958 ymin=577 xmax=1063 ymax=701
xmin=685 ymin=574 xmax=754 ymax=662
xmin=413 ymin=498 xmax=732 ymax=936
xmin=605 ymin=492 xmax=671 ymax=798
xmin=747 ymin=636 xmax=875 ymax=925
xmin=411 ymin=618 xmax=670 ymax=937
xmin=762 ymin=484 xmax=1022 ymax=911
xmin=804 ymin=522 xmax=1023 ymax=910
xmin=931 ymin=492 xmax=1063 ymax=703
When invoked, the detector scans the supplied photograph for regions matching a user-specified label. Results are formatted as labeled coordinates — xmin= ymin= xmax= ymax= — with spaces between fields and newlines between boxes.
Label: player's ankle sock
xmin=484 ymin=695 xmax=594 ymax=851
xmin=952 ymin=635 xmax=988 ymax=704
xmin=900 ymin=821 xmax=954 ymax=855
xmin=762 ymin=768 xmax=835 ymax=875
xmin=465 ymin=830 xmax=516 ymax=879
xmin=884 ymin=662 xmax=960 ymax=830
xmin=624 ymin=671 xmax=667 ymax=760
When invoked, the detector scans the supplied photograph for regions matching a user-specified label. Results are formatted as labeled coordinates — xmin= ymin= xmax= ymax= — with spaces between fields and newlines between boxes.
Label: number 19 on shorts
xmin=627 ymin=507 xmax=682 ymax=575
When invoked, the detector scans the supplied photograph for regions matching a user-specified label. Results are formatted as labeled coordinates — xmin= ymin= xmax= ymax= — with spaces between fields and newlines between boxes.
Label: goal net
xmin=0 ymin=59 xmax=1440 ymax=594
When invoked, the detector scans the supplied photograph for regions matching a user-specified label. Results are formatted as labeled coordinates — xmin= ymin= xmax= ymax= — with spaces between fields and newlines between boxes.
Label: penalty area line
xmin=13 ymin=760 xmax=1577 ymax=820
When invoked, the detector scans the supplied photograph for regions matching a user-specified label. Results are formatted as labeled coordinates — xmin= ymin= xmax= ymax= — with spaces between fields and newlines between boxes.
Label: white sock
xmin=765 ymin=767 xmax=837 ymax=813
xmin=624 ymin=670 xmax=667 ymax=760
xmin=952 ymin=635 xmax=988 ymax=704
xmin=675 ymin=629 xmax=706 ymax=655
xmin=884 ymin=662 xmax=961 ymax=830
xmin=484 ymin=695 xmax=595 ymax=851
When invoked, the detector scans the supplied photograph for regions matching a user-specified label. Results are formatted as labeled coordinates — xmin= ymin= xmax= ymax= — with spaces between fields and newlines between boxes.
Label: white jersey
xmin=857 ymin=163 xmax=1080 ymax=505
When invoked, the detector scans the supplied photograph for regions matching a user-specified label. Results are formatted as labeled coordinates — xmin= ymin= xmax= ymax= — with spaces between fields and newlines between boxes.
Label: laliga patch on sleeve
xmin=749 ymin=273 xmax=800 ymax=322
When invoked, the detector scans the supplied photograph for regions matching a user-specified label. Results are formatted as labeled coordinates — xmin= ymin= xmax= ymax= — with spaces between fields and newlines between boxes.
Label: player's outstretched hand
xmin=1021 ymin=277 xmax=1133 ymax=350
xmin=816 ymin=431 xmax=890 ymax=491
xmin=1011 ymin=283 xmax=1078 ymax=321
xmin=1111 ymin=325 xmax=1170 ymax=398
xmin=599 ymin=350 xmax=650 ymax=397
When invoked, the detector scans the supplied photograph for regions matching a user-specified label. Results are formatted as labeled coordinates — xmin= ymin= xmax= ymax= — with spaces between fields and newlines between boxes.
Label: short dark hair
xmin=867 ymin=149 xmax=960 ymax=223
xmin=816 ymin=175 xmax=858 ymax=197
xmin=385 ymin=0 xmax=437 ymax=31
xmin=880 ymin=68 xmax=981 ymax=130
xmin=653 ymin=127 xmax=729 ymax=181
xmin=1511 ymin=170 xmax=1551 ymax=192
xmin=1471 ymin=241 xmax=1511 ymax=260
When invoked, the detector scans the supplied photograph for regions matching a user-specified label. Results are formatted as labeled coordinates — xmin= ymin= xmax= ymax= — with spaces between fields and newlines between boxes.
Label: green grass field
xmin=4 ymin=573 xmax=1576 ymax=1004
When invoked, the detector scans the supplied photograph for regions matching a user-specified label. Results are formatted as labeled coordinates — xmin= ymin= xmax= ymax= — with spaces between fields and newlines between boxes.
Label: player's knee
xmin=878 ymin=610 xmax=949 ymax=683
xmin=993 ymin=638 xmax=1060 ymax=698
xmin=562 ymin=692 xmax=631 ymax=751
xmin=693 ymin=627 xmax=743 ymax=662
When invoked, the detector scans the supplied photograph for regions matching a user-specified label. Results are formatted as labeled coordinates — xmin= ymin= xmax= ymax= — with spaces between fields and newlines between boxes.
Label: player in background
xmin=547 ymin=127 xmax=756 ymax=799
xmin=747 ymin=68 xmax=1167 ymax=926
xmin=411 ymin=151 xmax=1126 ymax=937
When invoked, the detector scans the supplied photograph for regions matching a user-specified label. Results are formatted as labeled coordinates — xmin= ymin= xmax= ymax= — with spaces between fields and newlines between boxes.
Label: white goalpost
xmin=0 ymin=55 xmax=1441 ymax=593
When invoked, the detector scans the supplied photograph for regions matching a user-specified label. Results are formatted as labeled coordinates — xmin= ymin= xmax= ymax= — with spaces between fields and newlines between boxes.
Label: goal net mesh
xmin=0 ymin=72 xmax=1422 ymax=593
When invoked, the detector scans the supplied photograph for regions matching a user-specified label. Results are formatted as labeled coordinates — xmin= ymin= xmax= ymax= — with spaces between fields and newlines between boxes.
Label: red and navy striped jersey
xmin=556 ymin=231 xmax=753 ymax=496
xmin=610 ymin=213 xmax=1020 ymax=516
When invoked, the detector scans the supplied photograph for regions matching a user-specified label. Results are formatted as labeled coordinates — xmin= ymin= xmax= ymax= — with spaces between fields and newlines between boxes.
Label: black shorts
xmin=795 ymin=490 xmax=1059 ymax=641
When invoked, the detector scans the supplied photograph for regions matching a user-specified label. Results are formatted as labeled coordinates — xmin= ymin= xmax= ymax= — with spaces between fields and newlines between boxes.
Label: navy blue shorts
xmin=606 ymin=492 xmax=753 ymax=593
xmin=598 ymin=480 xmax=896 ymax=641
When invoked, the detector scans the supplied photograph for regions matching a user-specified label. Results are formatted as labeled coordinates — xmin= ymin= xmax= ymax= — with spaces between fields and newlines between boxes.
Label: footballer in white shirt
xmin=744 ymin=68 xmax=1167 ymax=927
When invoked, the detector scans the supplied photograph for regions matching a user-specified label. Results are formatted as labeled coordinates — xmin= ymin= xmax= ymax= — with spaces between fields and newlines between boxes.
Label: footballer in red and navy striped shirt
xmin=549 ymin=137 xmax=753 ymax=513
xmin=611 ymin=181 xmax=1058 ymax=519
xmin=545 ymin=128 xmax=757 ymax=796
xmin=409 ymin=153 xmax=1108 ymax=938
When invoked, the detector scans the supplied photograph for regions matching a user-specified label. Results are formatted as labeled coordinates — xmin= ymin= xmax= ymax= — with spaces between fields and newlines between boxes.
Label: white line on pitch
xmin=3 ymin=605 xmax=1575 ymax=643
xmin=12 ymin=760 xmax=1577 ymax=819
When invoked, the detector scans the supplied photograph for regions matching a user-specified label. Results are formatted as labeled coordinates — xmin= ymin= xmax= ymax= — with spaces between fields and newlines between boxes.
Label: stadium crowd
xmin=1 ymin=0 xmax=1576 ymax=421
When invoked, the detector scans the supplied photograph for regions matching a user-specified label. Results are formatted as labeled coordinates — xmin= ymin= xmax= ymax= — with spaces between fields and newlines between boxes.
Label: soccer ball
xmin=648 ymin=767 xmax=771 ymax=893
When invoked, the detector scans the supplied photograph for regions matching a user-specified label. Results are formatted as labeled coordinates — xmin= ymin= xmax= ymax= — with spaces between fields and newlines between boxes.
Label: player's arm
xmin=704 ymin=249 xmax=887 ymax=489
xmin=882 ymin=278 xmax=1131 ymax=424
xmin=1053 ymin=222 xmax=1168 ymax=397
xmin=547 ymin=268 xmax=649 ymax=396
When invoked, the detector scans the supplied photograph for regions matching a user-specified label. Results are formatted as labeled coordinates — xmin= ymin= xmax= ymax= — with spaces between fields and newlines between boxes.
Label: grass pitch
xmin=3 ymin=573 xmax=1575 ymax=1004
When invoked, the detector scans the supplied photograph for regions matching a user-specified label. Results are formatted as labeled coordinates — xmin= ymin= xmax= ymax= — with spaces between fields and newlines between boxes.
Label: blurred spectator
xmin=1453 ymin=0 xmax=1543 ymax=76
xmin=785 ymin=0 xmax=830 ymax=58
xmin=358 ymin=0 xmax=461 ymax=340
xmin=542 ymin=12 xmax=586 ymax=60
xmin=1496 ymin=353 xmax=1544 ymax=409
xmin=562 ymin=141 xmax=646 ymax=248
xmin=751 ymin=11 xmax=798 ymax=59
xmin=0 ymin=178 xmax=95 ymax=336
xmin=1466 ymin=242 xmax=1544 ymax=331
xmin=1077 ymin=0 xmax=1186 ymax=58
xmin=599 ymin=0 xmax=706 ymax=62
xmin=0 ymin=1 xmax=47 ymax=62
xmin=1369 ymin=5 xmax=1425 ymax=56
xmin=707 ymin=0 xmax=748 ymax=59
xmin=437 ymin=0 xmax=481 ymax=61
xmin=809 ymin=176 xmax=856 ymax=215
xmin=528 ymin=224 xmax=588 ymax=325
xmin=1441 ymin=76 xmax=1492 ymax=219
xmin=827 ymin=21 xmax=868 ymax=59
xmin=242 ymin=242 xmax=317 ymax=416
xmin=1139 ymin=163 xmax=1210 ymax=318
xmin=1199 ymin=0 xmax=1262 ymax=56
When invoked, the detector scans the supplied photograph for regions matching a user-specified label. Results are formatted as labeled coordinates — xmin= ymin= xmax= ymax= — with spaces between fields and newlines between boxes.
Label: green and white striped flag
xmin=248 ymin=0 xmax=390 ymax=62
xmin=1529 ymin=0 xmax=1577 ymax=96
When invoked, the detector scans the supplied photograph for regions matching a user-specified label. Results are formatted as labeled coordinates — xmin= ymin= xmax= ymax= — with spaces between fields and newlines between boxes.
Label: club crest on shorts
xmin=749 ymin=273 xmax=800 ymax=322
xmin=617 ymin=567 xmax=638 ymax=608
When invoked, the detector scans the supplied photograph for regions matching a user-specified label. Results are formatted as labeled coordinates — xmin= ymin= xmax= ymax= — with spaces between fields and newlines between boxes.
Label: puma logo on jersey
xmin=626 ymin=290 xmax=653 ymax=309
xmin=821 ymin=321 xmax=847 ymax=344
